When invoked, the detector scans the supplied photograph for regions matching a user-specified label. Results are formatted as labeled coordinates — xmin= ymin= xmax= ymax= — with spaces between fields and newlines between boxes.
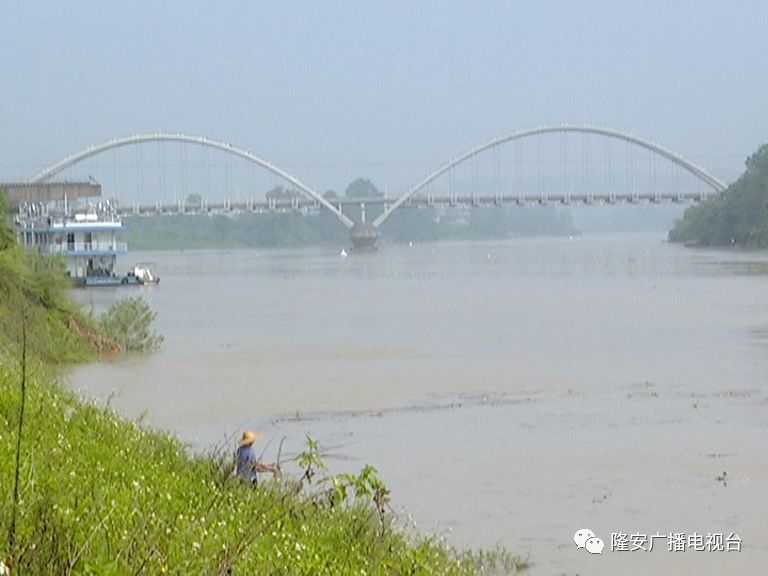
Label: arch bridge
xmin=29 ymin=133 xmax=356 ymax=229
xmin=30 ymin=126 xmax=728 ymax=249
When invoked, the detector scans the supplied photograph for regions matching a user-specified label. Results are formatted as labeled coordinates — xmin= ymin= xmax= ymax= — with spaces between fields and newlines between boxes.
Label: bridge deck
xmin=113 ymin=190 xmax=711 ymax=217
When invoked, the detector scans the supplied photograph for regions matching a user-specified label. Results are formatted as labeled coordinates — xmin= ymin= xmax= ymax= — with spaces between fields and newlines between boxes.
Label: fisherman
xmin=235 ymin=430 xmax=277 ymax=485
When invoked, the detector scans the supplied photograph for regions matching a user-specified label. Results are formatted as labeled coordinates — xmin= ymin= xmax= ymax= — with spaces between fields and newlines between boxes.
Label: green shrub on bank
xmin=0 ymin=366 xmax=525 ymax=574
xmin=97 ymin=296 xmax=163 ymax=352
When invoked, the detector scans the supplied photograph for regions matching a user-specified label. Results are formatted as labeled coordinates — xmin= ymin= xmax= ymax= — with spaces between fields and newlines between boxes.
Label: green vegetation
xmin=266 ymin=185 xmax=302 ymax=201
xmin=0 ymin=370 xmax=525 ymax=574
xmin=669 ymin=144 xmax=768 ymax=247
xmin=384 ymin=205 xmax=576 ymax=244
xmin=124 ymin=207 xmax=575 ymax=251
xmin=0 ymin=190 xmax=104 ymax=364
xmin=97 ymin=297 xmax=164 ymax=353
xmin=124 ymin=212 xmax=348 ymax=250
xmin=0 ymin=188 xmax=526 ymax=574
xmin=344 ymin=178 xmax=384 ymax=199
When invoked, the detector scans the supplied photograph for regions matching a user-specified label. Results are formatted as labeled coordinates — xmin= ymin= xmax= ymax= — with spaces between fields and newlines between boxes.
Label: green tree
xmin=344 ymin=178 xmax=383 ymax=198
xmin=185 ymin=193 xmax=203 ymax=207
xmin=669 ymin=143 xmax=768 ymax=247
xmin=265 ymin=185 xmax=301 ymax=200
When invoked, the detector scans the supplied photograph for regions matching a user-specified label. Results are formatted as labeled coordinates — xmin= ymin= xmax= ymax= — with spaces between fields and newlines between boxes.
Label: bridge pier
xmin=349 ymin=222 xmax=378 ymax=251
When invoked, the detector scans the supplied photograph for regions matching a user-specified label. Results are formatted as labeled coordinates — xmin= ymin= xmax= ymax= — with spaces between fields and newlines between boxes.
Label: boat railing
xmin=46 ymin=242 xmax=128 ymax=254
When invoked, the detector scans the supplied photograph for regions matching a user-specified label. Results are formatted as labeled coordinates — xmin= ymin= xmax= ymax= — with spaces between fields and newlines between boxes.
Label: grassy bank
xmin=0 ymin=364 xmax=523 ymax=574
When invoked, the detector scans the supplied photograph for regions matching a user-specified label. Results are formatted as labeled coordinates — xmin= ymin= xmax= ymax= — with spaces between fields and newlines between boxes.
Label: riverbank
xmin=0 ymin=193 xmax=525 ymax=574
xmin=0 ymin=361 xmax=526 ymax=574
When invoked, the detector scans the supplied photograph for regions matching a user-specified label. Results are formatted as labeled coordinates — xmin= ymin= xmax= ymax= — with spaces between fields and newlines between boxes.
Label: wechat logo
xmin=574 ymin=528 xmax=605 ymax=555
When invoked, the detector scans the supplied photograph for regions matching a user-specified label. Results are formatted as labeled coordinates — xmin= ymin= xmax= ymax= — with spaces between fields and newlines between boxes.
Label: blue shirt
xmin=236 ymin=444 xmax=258 ymax=484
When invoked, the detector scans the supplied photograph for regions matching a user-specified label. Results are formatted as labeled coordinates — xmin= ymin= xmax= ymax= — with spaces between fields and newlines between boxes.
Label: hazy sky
xmin=2 ymin=1 xmax=766 ymax=192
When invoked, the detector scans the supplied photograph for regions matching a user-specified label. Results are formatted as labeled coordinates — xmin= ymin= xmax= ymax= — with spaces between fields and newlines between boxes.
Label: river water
xmin=69 ymin=233 xmax=768 ymax=575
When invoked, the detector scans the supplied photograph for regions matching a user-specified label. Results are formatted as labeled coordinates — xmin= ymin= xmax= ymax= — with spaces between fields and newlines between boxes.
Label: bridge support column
xmin=349 ymin=222 xmax=378 ymax=251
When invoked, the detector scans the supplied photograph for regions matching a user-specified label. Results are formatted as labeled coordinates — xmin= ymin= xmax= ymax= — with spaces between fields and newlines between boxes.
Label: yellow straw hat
xmin=238 ymin=430 xmax=263 ymax=447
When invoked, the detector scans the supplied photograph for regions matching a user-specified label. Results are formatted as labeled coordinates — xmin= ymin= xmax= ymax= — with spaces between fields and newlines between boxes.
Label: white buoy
xmin=340 ymin=249 xmax=348 ymax=258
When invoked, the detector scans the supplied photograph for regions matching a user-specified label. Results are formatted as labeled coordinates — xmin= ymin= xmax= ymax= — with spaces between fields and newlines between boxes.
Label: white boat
xmin=15 ymin=199 xmax=128 ymax=286
xmin=131 ymin=263 xmax=160 ymax=285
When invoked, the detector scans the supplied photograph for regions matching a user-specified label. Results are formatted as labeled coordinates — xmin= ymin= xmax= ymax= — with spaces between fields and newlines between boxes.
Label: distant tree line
xmin=669 ymin=144 xmax=768 ymax=247
xmin=129 ymin=177 xmax=576 ymax=250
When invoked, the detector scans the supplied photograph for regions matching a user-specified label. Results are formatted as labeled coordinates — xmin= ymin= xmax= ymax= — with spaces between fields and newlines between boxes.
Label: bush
xmin=97 ymin=297 xmax=163 ymax=353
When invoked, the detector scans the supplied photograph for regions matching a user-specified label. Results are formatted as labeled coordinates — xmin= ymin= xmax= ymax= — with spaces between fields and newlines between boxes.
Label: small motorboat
xmin=130 ymin=263 xmax=160 ymax=285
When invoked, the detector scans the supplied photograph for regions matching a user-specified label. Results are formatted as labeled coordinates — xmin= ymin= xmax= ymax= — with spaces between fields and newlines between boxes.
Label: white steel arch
xmin=29 ymin=133 xmax=355 ymax=229
xmin=372 ymin=124 xmax=728 ymax=228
